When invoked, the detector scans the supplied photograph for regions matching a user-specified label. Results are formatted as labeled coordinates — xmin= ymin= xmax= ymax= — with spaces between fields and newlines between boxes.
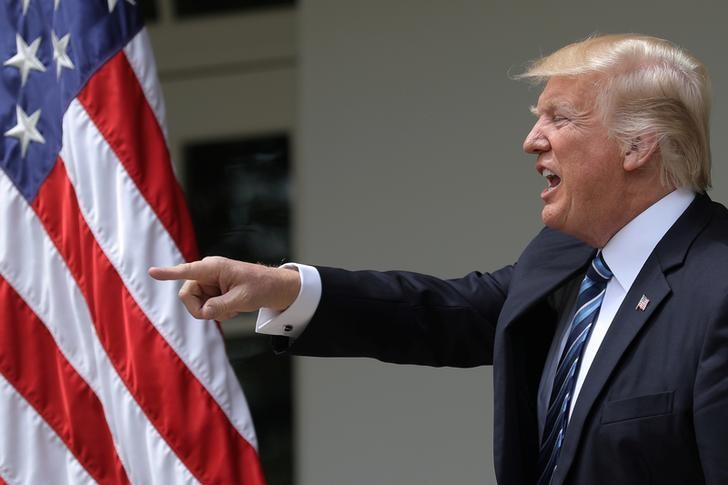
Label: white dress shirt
xmin=256 ymin=190 xmax=696 ymax=417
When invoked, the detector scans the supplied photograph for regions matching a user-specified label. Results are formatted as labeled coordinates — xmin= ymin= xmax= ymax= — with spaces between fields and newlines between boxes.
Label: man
xmin=150 ymin=34 xmax=728 ymax=484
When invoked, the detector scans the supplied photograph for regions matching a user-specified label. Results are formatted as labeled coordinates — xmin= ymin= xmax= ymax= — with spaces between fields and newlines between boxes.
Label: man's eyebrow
xmin=530 ymin=100 xmax=584 ymax=118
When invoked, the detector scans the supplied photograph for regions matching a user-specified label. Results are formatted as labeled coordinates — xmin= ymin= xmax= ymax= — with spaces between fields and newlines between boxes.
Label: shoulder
xmin=666 ymin=197 xmax=728 ymax=302
xmin=685 ymin=198 xmax=728 ymax=273
xmin=517 ymin=227 xmax=593 ymax=269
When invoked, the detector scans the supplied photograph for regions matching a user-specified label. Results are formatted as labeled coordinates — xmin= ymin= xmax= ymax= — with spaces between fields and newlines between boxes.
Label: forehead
xmin=536 ymin=75 xmax=601 ymax=112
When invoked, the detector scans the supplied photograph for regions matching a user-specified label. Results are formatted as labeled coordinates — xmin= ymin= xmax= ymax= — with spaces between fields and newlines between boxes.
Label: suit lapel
xmin=551 ymin=194 xmax=714 ymax=484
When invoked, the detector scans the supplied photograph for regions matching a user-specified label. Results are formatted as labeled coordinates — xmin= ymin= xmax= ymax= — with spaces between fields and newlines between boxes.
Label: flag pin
xmin=636 ymin=295 xmax=650 ymax=311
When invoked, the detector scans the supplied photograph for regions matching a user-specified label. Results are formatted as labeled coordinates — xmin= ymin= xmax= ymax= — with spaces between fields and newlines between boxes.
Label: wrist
xmin=269 ymin=266 xmax=301 ymax=311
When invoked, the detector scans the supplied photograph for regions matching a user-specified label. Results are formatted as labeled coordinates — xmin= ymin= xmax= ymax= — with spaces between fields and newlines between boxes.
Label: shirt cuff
xmin=255 ymin=263 xmax=322 ymax=339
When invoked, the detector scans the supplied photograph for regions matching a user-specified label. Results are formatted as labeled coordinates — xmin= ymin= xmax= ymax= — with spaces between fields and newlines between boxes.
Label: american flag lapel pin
xmin=636 ymin=295 xmax=650 ymax=311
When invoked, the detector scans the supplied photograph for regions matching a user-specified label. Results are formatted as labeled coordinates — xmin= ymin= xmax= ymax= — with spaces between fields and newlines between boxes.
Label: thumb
xmin=201 ymin=291 xmax=240 ymax=321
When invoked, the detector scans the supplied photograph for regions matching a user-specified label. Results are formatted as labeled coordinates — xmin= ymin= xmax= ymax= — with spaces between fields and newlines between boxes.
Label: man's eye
xmin=552 ymin=115 xmax=568 ymax=123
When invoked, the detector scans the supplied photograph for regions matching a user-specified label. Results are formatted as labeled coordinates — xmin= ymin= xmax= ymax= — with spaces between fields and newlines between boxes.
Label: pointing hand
xmin=149 ymin=256 xmax=300 ymax=321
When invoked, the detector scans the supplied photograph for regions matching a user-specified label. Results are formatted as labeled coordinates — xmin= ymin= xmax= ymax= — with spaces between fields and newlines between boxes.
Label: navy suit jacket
xmin=281 ymin=194 xmax=728 ymax=484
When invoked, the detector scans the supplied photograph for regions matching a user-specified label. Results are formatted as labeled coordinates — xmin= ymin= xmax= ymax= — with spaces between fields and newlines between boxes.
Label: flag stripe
xmin=123 ymin=30 xmax=169 ymax=142
xmin=0 ymin=373 xmax=94 ymax=485
xmin=0 ymin=278 xmax=131 ymax=485
xmin=0 ymin=168 xmax=198 ymax=485
xmin=32 ymin=158 xmax=264 ymax=484
xmin=76 ymin=50 xmax=198 ymax=264
xmin=61 ymin=95 xmax=258 ymax=448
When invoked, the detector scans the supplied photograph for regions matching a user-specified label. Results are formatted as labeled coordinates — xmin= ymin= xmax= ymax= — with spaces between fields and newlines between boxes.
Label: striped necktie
xmin=536 ymin=251 xmax=613 ymax=485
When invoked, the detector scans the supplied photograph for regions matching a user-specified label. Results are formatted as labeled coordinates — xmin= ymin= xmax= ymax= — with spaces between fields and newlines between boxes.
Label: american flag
xmin=0 ymin=1 xmax=265 ymax=483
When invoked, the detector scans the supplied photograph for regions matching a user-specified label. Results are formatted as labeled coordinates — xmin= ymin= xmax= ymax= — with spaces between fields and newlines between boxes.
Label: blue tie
xmin=536 ymin=251 xmax=613 ymax=485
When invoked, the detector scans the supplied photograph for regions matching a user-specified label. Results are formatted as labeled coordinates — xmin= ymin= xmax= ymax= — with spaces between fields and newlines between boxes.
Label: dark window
xmin=140 ymin=0 xmax=158 ymax=23
xmin=185 ymin=134 xmax=290 ymax=266
xmin=185 ymin=134 xmax=293 ymax=485
xmin=174 ymin=0 xmax=295 ymax=18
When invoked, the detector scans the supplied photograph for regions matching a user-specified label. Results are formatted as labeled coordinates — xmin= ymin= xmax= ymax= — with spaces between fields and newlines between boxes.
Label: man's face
xmin=523 ymin=75 xmax=627 ymax=246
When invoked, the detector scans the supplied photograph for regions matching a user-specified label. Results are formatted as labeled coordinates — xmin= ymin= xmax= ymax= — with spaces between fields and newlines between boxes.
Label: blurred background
xmin=143 ymin=1 xmax=728 ymax=483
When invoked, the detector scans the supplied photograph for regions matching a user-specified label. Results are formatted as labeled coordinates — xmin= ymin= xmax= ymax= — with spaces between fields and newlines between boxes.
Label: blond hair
xmin=519 ymin=34 xmax=712 ymax=191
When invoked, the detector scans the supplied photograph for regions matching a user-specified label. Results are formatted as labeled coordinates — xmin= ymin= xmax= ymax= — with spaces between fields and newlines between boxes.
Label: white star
xmin=3 ymin=34 xmax=46 ymax=87
xmin=5 ymin=105 xmax=46 ymax=159
xmin=52 ymin=31 xmax=74 ymax=78
xmin=107 ymin=0 xmax=135 ymax=12
xmin=22 ymin=0 xmax=30 ymax=15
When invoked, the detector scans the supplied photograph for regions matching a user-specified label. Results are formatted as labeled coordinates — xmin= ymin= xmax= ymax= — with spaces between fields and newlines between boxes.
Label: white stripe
xmin=568 ymin=290 xmax=605 ymax=337
xmin=0 ymin=170 xmax=198 ymax=485
xmin=572 ymin=289 xmax=606 ymax=327
xmin=123 ymin=28 xmax=168 ymax=141
xmin=592 ymin=257 xmax=610 ymax=280
xmin=0 ymin=374 xmax=94 ymax=485
xmin=61 ymin=99 xmax=259 ymax=449
xmin=558 ymin=322 xmax=592 ymax=372
xmin=547 ymin=358 xmax=579 ymax=420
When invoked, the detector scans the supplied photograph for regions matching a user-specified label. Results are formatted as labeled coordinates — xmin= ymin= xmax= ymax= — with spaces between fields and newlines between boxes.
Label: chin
xmin=541 ymin=206 xmax=562 ymax=231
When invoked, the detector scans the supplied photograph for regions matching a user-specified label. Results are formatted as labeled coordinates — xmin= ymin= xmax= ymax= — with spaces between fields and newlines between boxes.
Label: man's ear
xmin=623 ymin=133 xmax=660 ymax=172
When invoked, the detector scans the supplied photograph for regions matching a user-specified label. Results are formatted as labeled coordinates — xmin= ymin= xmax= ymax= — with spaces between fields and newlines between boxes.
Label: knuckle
xmin=202 ymin=255 xmax=225 ymax=266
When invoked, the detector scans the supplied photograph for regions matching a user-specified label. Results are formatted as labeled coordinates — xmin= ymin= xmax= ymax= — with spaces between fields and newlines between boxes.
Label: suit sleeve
xmin=275 ymin=264 xmax=514 ymax=368
xmin=693 ymin=294 xmax=728 ymax=483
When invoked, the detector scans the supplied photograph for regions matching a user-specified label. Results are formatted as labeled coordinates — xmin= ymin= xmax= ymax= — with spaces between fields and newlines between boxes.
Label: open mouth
xmin=542 ymin=168 xmax=561 ymax=197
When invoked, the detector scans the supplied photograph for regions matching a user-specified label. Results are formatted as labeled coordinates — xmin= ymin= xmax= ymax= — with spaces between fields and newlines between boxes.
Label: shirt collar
xmin=601 ymin=188 xmax=695 ymax=293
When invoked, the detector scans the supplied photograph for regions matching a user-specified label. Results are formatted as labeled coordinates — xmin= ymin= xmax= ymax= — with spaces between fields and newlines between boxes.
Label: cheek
xmin=568 ymin=158 xmax=619 ymax=213
xmin=562 ymin=150 xmax=607 ymax=191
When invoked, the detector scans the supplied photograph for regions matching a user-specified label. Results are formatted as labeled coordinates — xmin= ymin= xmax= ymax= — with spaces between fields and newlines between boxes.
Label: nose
xmin=523 ymin=120 xmax=549 ymax=154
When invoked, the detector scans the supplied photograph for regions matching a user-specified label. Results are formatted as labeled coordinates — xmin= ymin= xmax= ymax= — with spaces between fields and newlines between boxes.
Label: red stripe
xmin=32 ymin=158 xmax=265 ymax=484
xmin=77 ymin=51 xmax=198 ymax=263
xmin=0 ymin=277 xmax=130 ymax=484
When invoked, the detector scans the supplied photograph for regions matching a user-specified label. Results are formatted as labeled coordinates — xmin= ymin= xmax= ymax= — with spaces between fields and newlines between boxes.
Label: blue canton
xmin=1 ymin=0 xmax=144 ymax=202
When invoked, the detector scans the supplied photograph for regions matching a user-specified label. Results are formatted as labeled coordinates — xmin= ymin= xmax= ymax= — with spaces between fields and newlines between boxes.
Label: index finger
xmin=148 ymin=261 xmax=210 ymax=281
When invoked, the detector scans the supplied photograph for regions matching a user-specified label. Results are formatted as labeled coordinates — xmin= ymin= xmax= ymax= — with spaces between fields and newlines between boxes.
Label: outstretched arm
xmin=148 ymin=256 xmax=301 ymax=321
